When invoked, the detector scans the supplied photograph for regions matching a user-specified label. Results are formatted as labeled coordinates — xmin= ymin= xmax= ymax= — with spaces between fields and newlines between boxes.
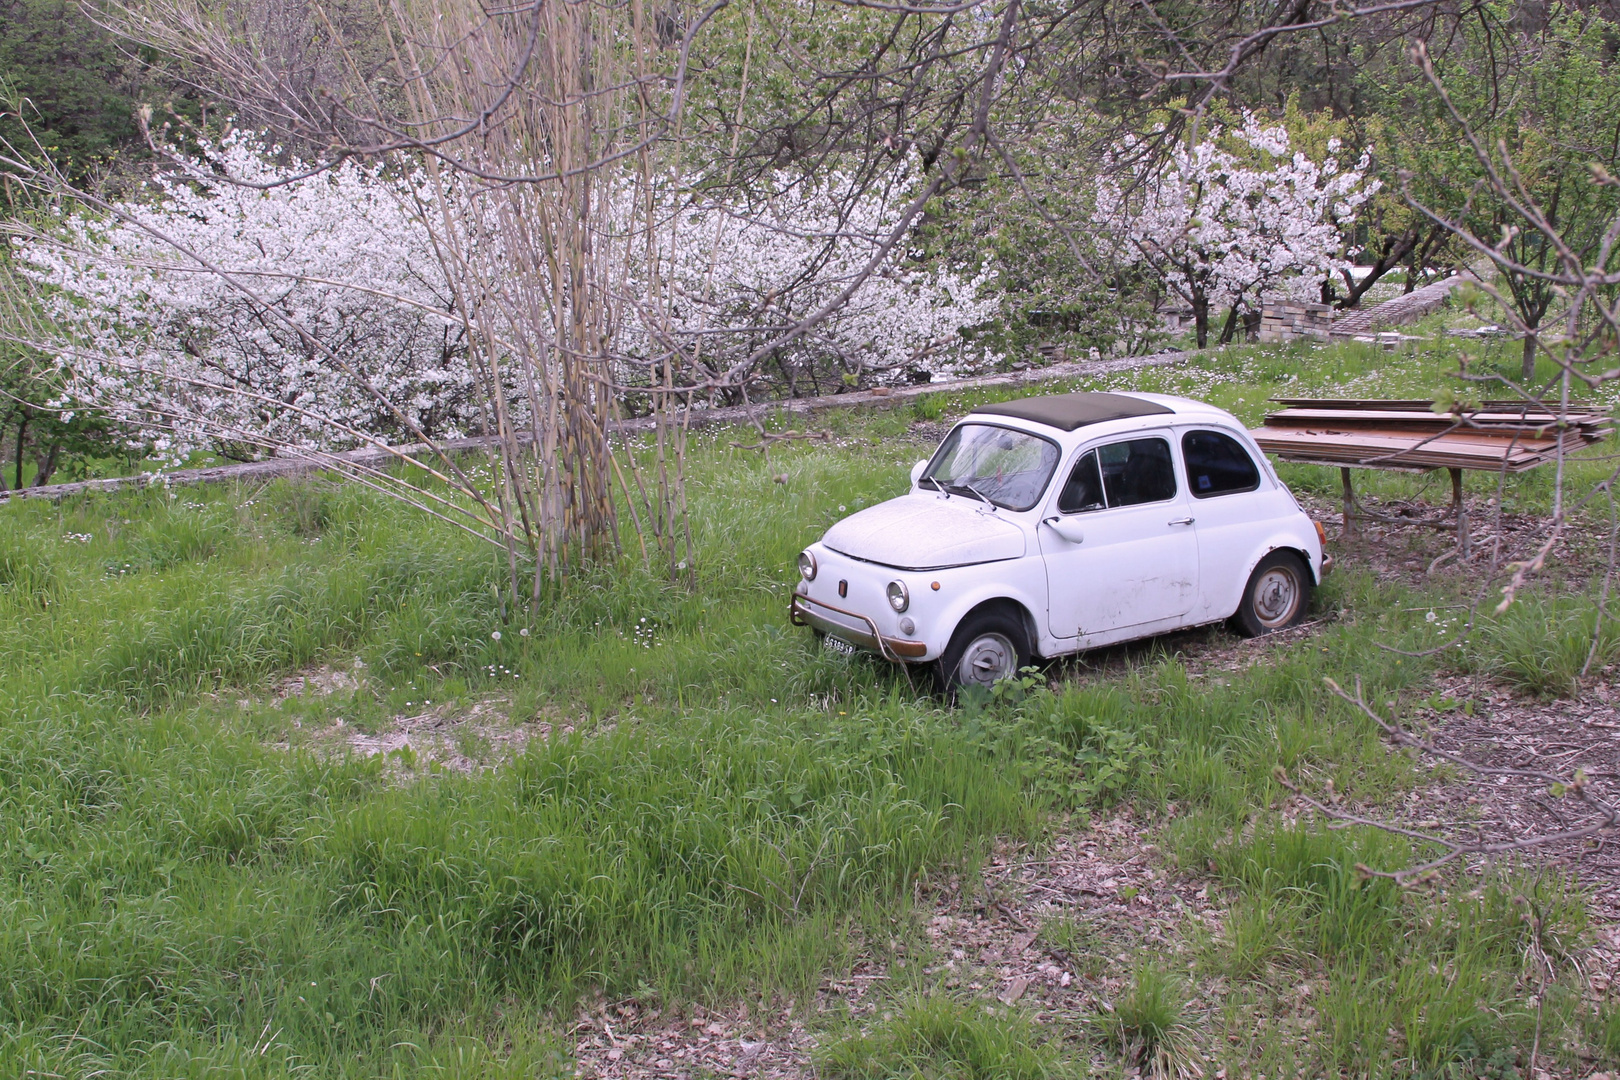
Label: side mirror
xmin=910 ymin=460 xmax=928 ymax=486
xmin=1042 ymin=516 xmax=1085 ymax=544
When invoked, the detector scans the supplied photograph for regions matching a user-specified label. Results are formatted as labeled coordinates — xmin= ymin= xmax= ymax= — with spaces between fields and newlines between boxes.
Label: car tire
xmin=1231 ymin=550 xmax=1312 ymax=637
xmin=937 ymin=607 xmax=1031 ymax=693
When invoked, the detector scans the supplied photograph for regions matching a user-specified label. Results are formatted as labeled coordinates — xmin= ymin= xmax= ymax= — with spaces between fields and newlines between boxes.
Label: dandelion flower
xmin=491 ymin=630 xmax=502 ymax=641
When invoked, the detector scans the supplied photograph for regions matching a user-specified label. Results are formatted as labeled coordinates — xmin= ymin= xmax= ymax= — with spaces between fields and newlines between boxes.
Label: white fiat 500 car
xmin=789 ymin=391 xmax=1331 ymax=689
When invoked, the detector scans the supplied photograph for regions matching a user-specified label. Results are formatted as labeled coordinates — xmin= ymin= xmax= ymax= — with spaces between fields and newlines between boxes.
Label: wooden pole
xmin=1341 ymin=466 xmax=1355 ymax=538
xmin=1450 ymin=466 xmax=1469 ymax=560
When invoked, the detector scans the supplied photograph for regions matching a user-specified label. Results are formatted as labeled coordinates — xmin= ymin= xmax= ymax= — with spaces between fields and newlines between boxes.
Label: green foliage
xmin=1210 ymin=824 xmax=1407 ymax=960
xmin=0 ymin=451 xmax=1047 ymax=1076
xmin=1363 ymin=3 xmax=1620 ymax=372
xmin=1201 ymin=823 xmax=1589 ymax=1075
xmin=0 ymin=0 xmax=144 ymax=186
xmin=0 ymin=546 xmax=54 ymax=600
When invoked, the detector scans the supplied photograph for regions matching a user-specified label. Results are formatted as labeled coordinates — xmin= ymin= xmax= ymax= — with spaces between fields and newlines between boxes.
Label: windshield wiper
xmin=917 ymin=475 xmax=942 ymax=491
xmin=947 ymin=482 xmax=998 ymax=509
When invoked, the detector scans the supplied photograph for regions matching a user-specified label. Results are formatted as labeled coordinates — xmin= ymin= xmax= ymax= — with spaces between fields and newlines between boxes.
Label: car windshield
xmin=920 ymin=423 xmax=1059 ymax=511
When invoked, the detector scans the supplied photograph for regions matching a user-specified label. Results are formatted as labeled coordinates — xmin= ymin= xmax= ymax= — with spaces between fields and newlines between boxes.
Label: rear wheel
xmin=1231 ymin=551 xmax=1311 ymax=637
xmin=937 ymin=607 xmax=1030 ymax=692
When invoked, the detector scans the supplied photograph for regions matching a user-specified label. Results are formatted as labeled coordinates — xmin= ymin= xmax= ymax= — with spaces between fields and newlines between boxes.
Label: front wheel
xmin=1231 ymin=550 xmax=1312 ymax=637
xmin=937 ymin=608 xmax=1031 ymax=693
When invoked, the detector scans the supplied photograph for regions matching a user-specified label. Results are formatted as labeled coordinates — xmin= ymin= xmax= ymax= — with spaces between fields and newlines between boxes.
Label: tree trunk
xmin=1217 ymin=305 xmax=1241 ymax=345
xmin=31 ymin=443 xmax=60 ymax=487
xmin=1404 ymin=225 xmax=1447 ymax=296
xmin=1522 ymin=329 xmax=1539 ymax=382
xmin=1192 ymin=292 xmax=1210 ymax=349
xmin=1336 ymin=226 xmax=1423 ymax=309
xmin=13 ymin=410 xmax=28 ymax=490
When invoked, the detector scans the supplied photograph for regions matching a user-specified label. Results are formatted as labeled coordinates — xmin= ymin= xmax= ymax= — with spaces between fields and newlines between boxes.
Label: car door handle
xmin=1168 ymin=516 xmax=1195 ymax=526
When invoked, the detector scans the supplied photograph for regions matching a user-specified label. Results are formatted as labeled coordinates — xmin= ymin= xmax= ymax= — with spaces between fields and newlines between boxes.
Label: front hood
xmin=822 ymin=493 xmax=1026 ymax=570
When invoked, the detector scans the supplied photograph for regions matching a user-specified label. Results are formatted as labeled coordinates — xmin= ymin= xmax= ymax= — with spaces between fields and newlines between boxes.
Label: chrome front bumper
xmin=789 ymin=593 xmax=928 ymax=662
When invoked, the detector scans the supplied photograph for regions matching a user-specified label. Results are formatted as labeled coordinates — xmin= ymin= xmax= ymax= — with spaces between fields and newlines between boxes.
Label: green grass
xmin=0 ymin=337 xmax=1612 ymax=1076
xmin=820 ymin=995 xmax=1071 ymax=1079
xmin=1098 ymin=962 xmax=1197 ymax=1077
xmin=1467 ymin=593 xmax=1620 ymax=697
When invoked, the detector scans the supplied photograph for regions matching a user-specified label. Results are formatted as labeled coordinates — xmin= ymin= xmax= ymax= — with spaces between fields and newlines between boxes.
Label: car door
xmin=1178 ymin=426 xmax=1267 ymax=612
xmin=1039 ymin=432 xmax=1199 ymax=639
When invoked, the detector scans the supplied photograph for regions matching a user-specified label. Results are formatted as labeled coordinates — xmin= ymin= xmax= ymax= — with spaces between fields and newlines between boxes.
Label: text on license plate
xmin=824 ymin=635 xmax=857 ymax=657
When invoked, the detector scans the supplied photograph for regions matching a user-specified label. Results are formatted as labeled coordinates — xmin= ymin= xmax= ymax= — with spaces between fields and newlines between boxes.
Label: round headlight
xmin=798 ymin=550 xmax=818 ymax=581
xmin=886 ymin=580 xmax=910 ymax=613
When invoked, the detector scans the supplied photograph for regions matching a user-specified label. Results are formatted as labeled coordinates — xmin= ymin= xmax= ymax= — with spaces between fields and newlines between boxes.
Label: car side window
xmin=1098 ymin=437 xmax=1177 ymax=507
xmin=1182 ymin=429 xmax=1260 ymax=499
xmin=1057 ymin=450 xmax=1106 ymax=513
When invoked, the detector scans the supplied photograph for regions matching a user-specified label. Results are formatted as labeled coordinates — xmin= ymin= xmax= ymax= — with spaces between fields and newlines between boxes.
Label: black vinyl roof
xmin=970 ymin=392 xmax=1175 ymax=432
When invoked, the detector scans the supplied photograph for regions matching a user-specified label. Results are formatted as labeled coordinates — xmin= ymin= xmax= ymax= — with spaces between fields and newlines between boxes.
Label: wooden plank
xmin=1257 ymin=426 xmax=1565 ymax=450
xmin=1265 ymin=408 xmax=1605 ymax=431
xmin=1252 ymin=429 xmax=1554 ymax=457
xmin=1249 ymin=428 xmax=1566 ymax=471
xmin=1270 ymin=397 xmax=1612 ymax=414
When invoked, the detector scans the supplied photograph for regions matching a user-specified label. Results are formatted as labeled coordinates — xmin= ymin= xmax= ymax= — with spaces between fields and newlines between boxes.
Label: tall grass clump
xmin=1096 ymin=962 xmax=1198 ymax=1078
xmin=1469 ymin=593 xmax=1620 ymax=697
xmin=1589 ymin=1004 xmax=1620 ymax=1064
xmin=1203 ymin=823 xmax=1590 ymax=1074
xmin=819 ymin=995 xmax=1069 ymax=1080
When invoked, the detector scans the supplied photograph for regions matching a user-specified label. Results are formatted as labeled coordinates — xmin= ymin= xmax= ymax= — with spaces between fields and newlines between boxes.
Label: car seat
xmin=1120 ymin=441 xmax=1175 ymax=504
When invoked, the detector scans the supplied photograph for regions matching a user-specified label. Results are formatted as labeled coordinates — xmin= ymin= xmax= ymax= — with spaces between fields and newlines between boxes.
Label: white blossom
xmin=1094 ymin=114 xmax=1378 ymax=331
xmin=16 ymin=135 xmax=999 ymax=461
xmin=613 ymin=172 xmax=1000 ymax=390
xmin=17 ymin=133 xmax=476 ymax=461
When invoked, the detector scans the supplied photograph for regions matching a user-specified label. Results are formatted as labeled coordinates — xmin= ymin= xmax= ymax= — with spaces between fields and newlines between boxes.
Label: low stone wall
xmin=1331 ymin=274 xmax=1467 ymax=335
xmin=2 ymin=350 xmax=1191 ymax=502
xmin=1258 ymin=301 xmax=1335 ymax=342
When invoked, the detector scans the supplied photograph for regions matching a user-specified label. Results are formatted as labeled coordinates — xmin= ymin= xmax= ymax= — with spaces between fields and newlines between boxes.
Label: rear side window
xmin=1182 ymin=429 xmax=1261 ymax=498
xmin=1098 ymin=437 xmax=1177 ymax=507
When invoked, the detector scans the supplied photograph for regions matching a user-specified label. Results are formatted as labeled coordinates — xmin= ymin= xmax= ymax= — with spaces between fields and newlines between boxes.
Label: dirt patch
xmin=909 ymin=814 xmax=1217 ymax=1022
xmin=567 ymin=812 xmax=1201 ymax=1080
xmin=276 ymin=664 xmax=366 ymax=699
xmin=332 ymin=694 xmax=554 ymax=773
xmin=570 ymin=1002 xmax=814 ymax=1080
xmin=811 ymin=812 xmax=1222 ymax=1076
xmin=1400 ymin=669 xmax=1620 ymax=926
xmin=1298 ymin=489 xmax=1612 ymax=592
xmin=274 ymin=663 xmax=562 ymax=774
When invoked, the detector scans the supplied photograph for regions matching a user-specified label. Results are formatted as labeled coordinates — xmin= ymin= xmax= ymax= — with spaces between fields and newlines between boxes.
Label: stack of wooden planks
xmin=1251 ymin=399 xmax=1612 ymax=472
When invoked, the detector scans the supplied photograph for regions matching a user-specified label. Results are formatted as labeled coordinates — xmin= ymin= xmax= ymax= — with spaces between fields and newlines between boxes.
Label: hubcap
xmin=957 ymin=632 xmax=1017 ymax=688
xmin=1253 ymin=566 xmax=1301 ymax=629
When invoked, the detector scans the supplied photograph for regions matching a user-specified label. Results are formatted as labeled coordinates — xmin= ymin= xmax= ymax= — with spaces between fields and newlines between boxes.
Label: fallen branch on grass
xmin=1276 ymin=677 xmax=1620 ymax=884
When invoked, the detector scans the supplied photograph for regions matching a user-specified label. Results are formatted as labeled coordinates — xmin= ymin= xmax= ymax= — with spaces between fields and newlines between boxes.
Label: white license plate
xmin=824 ymin=635 xmax=857 ymax=657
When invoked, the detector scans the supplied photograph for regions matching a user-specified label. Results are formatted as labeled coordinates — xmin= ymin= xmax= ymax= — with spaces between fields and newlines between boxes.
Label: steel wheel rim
xmin=958 ymin=632 xmax=1017 ymax=687
xmin=1252 ymin=565 xmax=1302 ymax=629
